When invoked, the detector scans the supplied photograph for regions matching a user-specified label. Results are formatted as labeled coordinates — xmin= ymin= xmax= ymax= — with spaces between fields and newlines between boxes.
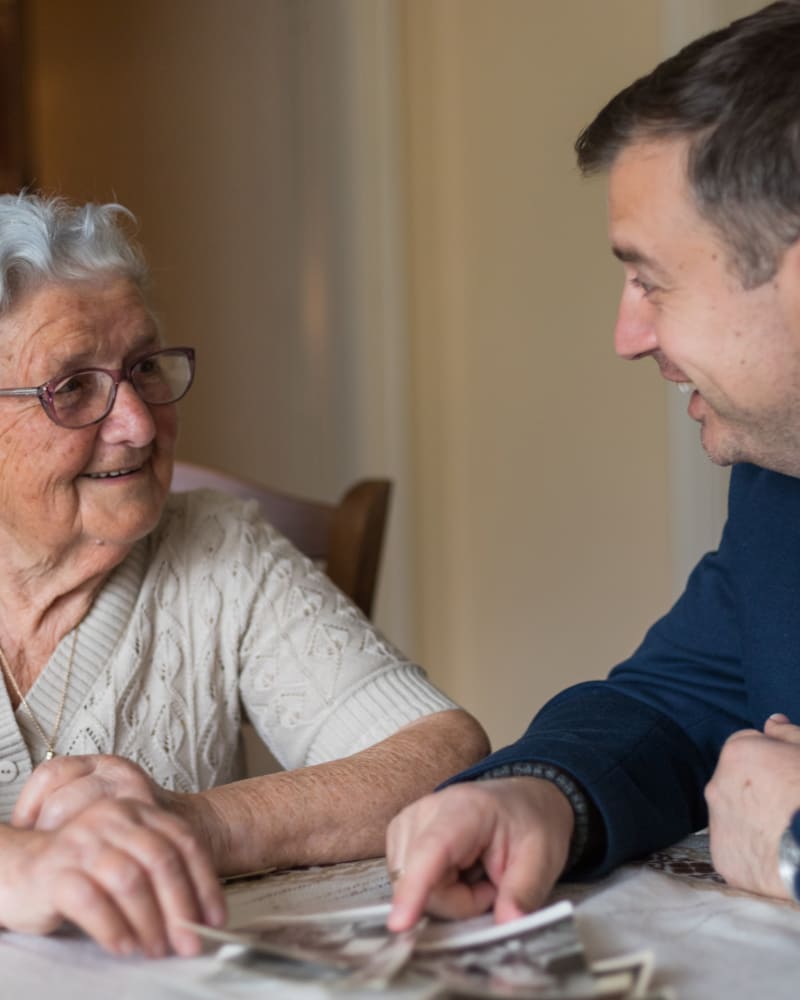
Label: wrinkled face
xmin=609 ymin=137 xmax=800 ymax=476
xmin=0 ymin=277 xmax=177 ymax=563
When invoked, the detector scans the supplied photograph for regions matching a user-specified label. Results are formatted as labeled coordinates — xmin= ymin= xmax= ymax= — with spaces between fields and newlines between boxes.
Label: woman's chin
xmin=83 ymin=500 xmax=164 ymax=550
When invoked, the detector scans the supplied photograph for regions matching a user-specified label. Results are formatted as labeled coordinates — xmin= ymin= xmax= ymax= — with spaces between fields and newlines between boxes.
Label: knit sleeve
xmin=231 ymin=500 xmax=456 ymax=770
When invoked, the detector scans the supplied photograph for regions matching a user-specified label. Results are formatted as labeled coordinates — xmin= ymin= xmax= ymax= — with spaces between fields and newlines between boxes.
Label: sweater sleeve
xmin=446 ymin=463 xmax=797 ymax=877
xmin=232 ymin=499 xmax=456 ymax=771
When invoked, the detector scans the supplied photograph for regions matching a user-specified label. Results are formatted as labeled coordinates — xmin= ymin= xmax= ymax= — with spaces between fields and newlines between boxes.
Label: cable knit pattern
xmin=0 ymin=491 xmax=456 ymax=821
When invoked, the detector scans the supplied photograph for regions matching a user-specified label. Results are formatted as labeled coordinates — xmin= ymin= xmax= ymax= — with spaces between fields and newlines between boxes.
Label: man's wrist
xmin=477 ymin=761 xmax=590 ymax=870
xmin=778 ymin=808 xmax=800 ymax=902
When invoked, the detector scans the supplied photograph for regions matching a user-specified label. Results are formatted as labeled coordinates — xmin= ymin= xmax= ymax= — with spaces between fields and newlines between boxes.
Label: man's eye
xmin=631 ymin=275 xmax=657 ymax=297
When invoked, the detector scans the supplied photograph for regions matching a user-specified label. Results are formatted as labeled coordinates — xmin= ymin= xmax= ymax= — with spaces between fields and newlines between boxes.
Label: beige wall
xmin=23 ymin=1 xmax=760 ymax=752
xmin=400 ymin=0 xmax=760 ymax=749
xmin=401 ymin=1 xmax=671 ymax=747
xmin=24 ymin=0 xmax=368 ymax=500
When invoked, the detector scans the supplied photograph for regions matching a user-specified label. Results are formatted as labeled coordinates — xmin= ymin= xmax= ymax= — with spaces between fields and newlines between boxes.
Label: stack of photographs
xmin=187 ymin=859 xmax=671 ymax=998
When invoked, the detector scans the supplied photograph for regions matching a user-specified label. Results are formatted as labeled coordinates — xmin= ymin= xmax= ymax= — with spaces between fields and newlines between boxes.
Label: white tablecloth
xmin=2 ymin=837 xmax=798 ymax=999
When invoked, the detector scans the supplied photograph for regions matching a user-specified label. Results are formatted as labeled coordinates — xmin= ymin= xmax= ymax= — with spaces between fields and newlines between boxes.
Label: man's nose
xmin=614 ymin=291 xmax=658 ymax=360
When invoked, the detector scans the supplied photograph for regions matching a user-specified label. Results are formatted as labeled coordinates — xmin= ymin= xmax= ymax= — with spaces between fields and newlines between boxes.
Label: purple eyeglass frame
xmin=0 ymin=346 xmax=196 ymax=429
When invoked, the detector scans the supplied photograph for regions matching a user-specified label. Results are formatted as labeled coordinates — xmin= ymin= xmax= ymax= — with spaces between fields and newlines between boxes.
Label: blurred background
xmin=1 ymin=0 xmax=759 ymax=751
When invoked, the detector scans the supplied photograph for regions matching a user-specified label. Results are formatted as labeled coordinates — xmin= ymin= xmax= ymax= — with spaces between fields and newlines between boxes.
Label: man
xmin=387 ymin=0 xmax=800 ymax=931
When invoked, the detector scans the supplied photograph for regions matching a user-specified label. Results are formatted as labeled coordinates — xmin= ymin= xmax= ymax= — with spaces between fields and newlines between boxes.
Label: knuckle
xmin=82 ymin=797 xmax=122 ymax=822
xmin=38 ymin=755 xmax=68 ymax=774
xmin=148 ymin=810 xmax=195 ymax=852
xmin=53 ymin=869 xmax=104 ymax=910
xmin=147 ymin=841 xmax=185 ymax=879
xmin=412 ymin=829 xmax=448 ymax=861
xmin=175 ymin=832 xmax=204 ymax=866
xmin=164 ymin=812 xmax=194 ymax=841
xmin=38 ymin=801 xmax=69 ymax=831
xmin=116 ymin=759 xmax=148 ymax=783
xmin=718 ymin=732 xmax=751 ymax=766
xmin=726 ymin=727 xmax=760 ymax=743
xmin=48 ymin=755 xmax=91 ymax=779
xmin=97 ymin=854 xmax=146 ymax=895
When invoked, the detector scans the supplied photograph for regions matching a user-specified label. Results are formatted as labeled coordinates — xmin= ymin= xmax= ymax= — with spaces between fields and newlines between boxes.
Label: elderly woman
xmin=0 ymin=193 xmax=488 ymax=958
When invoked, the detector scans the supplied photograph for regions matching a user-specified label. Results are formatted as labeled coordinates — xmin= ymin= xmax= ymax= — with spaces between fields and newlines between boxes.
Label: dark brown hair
xmin=575 ymin=1 xmax=800 ymax=287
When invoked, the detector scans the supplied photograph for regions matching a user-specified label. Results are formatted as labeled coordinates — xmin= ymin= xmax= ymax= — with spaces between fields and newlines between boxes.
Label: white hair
xmin=0 ymin=192 xmax=150 ymax=313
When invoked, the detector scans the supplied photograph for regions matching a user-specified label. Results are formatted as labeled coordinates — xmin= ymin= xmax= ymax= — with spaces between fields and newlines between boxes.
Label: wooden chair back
xmin=170 ymin=461 xmax=392 ymax=618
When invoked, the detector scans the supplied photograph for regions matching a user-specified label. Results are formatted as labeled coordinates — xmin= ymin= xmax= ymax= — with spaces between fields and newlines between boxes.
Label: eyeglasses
xmin=0 ymin=346 xmax=196 ymax=429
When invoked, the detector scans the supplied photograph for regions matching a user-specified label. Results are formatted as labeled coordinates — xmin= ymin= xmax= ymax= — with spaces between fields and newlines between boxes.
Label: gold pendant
xmin=44 ymin=749 xmax=55 ymax=761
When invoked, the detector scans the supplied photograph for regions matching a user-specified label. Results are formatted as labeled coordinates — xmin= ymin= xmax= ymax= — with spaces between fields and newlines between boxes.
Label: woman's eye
xmin=54 ymin=373 xmax=92 ymax=396
xmin=134 ymin=357 xmax=162 ymax=379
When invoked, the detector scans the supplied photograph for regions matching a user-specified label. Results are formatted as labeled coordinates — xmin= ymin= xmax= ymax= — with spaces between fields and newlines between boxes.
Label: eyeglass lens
xmin=50 ymin=350 xmax=193 ymax=428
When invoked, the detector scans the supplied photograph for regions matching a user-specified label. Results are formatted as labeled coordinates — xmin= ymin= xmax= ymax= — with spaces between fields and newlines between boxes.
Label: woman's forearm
xmin=181 ymin=708 xmax=489 ymax=875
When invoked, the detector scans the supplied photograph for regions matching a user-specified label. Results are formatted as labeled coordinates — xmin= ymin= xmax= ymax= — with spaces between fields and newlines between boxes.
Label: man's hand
xmin=11 ymin=754 xmax=172 ymax=831
xmin=705 ymin=714 xmax=800 ymax=899
xmin=386 ymin=776 xmax=574 ymax=931
xmin=0 ymin=797 xmax=226 ymax=957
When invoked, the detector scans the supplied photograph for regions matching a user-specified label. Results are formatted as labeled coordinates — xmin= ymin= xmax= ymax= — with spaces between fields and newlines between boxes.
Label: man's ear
xmin=775 ymin=237 xmax=800 ymax=330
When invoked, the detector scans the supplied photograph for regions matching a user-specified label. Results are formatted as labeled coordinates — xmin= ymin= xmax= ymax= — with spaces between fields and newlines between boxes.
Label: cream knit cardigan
xmin=0 ymin=491 xmax=455 ymax=821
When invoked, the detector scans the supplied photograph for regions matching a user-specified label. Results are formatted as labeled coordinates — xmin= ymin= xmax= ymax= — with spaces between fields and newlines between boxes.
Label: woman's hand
xmin=12 ymin=754 xmax=172 ymax=831
xmin=0 ymin=797 xmax=226 ymax=957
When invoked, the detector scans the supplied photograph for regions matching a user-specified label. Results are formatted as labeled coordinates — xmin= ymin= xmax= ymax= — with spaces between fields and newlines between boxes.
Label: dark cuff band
xmin=477 ymin=761 xmax=590 ymax=871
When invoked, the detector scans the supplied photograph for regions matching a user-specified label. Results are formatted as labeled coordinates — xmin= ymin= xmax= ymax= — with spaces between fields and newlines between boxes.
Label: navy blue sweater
xmin=452 ymin=463 xmax=800 ymax=876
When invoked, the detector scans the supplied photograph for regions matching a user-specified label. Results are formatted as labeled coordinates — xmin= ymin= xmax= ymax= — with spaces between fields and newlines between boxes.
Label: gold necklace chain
xmin=0 ymin=628 xmax=78 ymax=763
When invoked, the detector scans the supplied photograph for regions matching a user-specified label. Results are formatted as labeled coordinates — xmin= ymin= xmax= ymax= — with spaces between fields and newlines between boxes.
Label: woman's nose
xmin=98 ymin=379 xmax=156 ymax=445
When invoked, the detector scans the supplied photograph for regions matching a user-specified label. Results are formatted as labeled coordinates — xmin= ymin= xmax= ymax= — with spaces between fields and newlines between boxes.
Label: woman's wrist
xmin=163 ymin=789 xmax=229 ymax=871
xmin=0 ymin=825 xmax=52 ymax=930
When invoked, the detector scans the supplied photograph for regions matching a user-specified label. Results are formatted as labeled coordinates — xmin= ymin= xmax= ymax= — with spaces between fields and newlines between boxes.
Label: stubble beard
xmin=698 ymin=408 xmax=800 ymax=478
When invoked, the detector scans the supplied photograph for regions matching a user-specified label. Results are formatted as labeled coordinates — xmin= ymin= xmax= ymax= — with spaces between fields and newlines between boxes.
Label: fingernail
xmin=116 ymin=937 xmax=136 ymax=957
xmin=768 ymin=713 xmax=791 ymax=724
xmin=386 ymin=905 xmax=409 ymax=932
xmin=176 ymin=932 xmax=201 ymax=957
xmin=149 ymin=939 xmax=167 ymax=959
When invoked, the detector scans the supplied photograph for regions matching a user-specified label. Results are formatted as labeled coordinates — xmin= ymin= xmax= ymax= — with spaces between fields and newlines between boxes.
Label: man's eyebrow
xmin=611 ymin=244 xmax=665 ymax=275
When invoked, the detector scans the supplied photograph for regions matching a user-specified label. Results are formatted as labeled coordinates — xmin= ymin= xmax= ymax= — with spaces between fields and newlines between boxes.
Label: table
xmin=556 ymin=854 xmax=800 ymax=998
xmin=1 ymin=834 xmax=798 ymax=999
